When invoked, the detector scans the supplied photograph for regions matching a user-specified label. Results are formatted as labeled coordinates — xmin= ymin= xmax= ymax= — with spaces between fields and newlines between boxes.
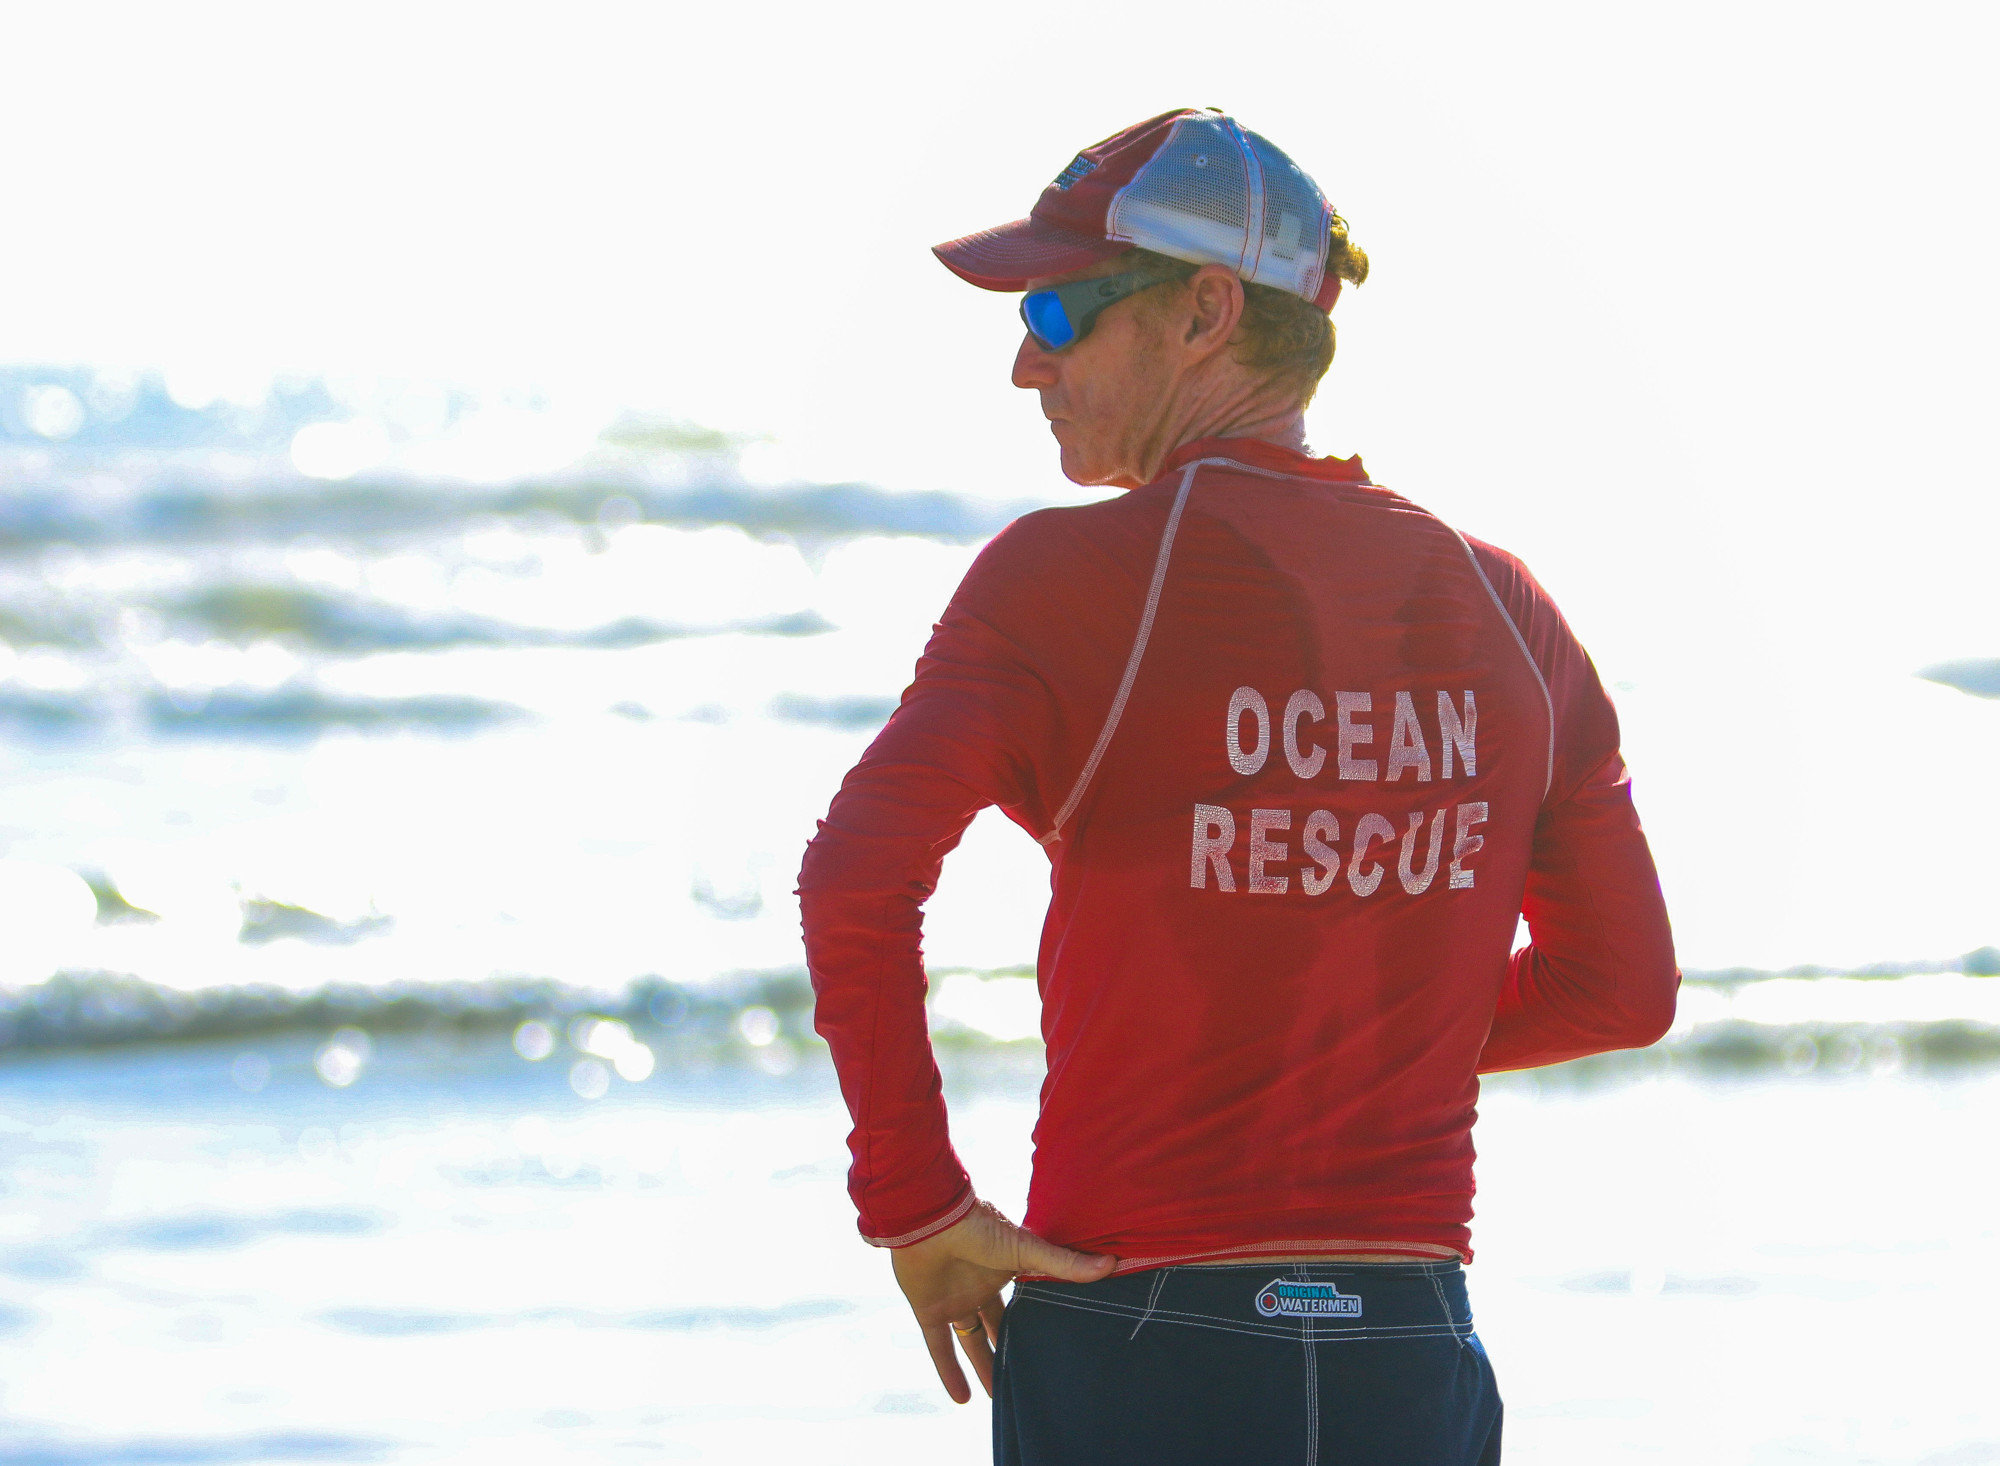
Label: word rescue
xmin=1192 ymin=686 xmax=1489 ymax=896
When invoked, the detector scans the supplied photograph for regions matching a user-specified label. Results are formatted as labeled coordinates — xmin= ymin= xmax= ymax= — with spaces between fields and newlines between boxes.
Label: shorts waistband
xmin=1011 ymin=1260 xmax=1473 ymax=1344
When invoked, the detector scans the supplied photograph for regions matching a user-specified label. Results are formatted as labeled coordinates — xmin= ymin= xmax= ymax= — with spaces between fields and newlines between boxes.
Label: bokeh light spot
xmin=513 ymin=1019 xmax=555 ymax=1061
xmin=737 ymin=1006 xmax=779 ymax=1047
xmin=23 ymin=384 xmax=85 ymax=440
xmin=314 ymin=1027 xmax=372 ymax=1088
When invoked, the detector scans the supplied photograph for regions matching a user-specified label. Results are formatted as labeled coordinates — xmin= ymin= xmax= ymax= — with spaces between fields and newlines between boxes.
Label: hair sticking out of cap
xmin=1118 ymin=209 xmax=1368 ymax=409
xmin=1327 ymin=213 xmax=1369 ymax=288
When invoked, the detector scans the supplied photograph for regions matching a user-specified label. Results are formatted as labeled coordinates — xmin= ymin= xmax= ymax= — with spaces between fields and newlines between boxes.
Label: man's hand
xmin=890 ymin=1198 xmax=1116 ymax=1403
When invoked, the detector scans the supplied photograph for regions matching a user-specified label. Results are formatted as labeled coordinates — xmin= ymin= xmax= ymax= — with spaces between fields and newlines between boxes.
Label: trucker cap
xmin=934 ymin=108 xmax=1344 ymax=311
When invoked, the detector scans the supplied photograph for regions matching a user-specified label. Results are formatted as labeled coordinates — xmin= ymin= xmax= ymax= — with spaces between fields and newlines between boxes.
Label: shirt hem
xmin=861 ymin=1188 xmax=977 ymax=1249
xmin=1022 ymin=1237 xmax=1465 ymax=1280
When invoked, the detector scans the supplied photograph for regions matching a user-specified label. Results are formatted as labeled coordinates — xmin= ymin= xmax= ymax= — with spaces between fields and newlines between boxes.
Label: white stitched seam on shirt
xmin=1119 ymin=457 xmax=1540 ymax=800
xmin=1447 ymin=527 xmax=1554 ymax=801
xmin=1103 ymin=1238 xmax=1465 ymax=1272
xmin=860 ymin=1192 xmax=976 ymax=1248
xmin=1039 ymin=460 xmax=1202 ymax=845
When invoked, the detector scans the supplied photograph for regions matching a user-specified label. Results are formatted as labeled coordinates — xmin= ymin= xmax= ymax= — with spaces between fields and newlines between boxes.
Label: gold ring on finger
xmin=952 ymin=1321 xmax=982 ymax=1336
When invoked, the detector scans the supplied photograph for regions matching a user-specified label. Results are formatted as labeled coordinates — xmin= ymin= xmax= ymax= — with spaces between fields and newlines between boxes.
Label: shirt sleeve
xmin=796 ymin=518 xmax=1077 ymax=1247
xmin=1467 ymin=541 xmax=1681 ymax=1073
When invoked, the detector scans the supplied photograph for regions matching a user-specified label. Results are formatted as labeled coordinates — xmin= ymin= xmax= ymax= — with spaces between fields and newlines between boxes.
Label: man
xmin=798 ymin=107 xmax=1677 ymax=1465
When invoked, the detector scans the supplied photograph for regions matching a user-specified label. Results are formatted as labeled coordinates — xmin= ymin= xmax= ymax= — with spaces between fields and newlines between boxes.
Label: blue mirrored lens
xmin=1022 ymin=291 xmax=1076 ymax=350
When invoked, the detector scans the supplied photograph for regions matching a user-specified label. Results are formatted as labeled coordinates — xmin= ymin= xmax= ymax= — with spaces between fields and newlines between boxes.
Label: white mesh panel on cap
xmin=1244 ymin=127 xmax=1331 ymax=302
xmin=1106 ymin=115 xmax=1254 ymax=272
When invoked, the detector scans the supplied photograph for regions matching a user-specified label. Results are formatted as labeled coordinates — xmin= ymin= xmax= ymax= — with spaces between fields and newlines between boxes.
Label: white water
xmin=0 ymin=1042 xmax=1993 ymax=1463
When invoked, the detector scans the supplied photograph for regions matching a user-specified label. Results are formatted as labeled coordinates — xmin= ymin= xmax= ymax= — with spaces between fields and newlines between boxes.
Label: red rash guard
xmin=798 ymin=439 xmax=1678 ymax=1268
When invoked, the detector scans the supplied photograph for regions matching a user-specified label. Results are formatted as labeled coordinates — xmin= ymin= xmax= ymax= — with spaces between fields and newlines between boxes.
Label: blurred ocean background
xmin=2 ymin=1 xmax=1997 ymax=1461
xmin=3 ymin=358 xmax=1997 ymax=1466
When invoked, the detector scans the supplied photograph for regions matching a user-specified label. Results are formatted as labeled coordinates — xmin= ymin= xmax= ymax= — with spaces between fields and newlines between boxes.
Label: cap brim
xmin=932 ymin=217 xmax=1130 ymax=292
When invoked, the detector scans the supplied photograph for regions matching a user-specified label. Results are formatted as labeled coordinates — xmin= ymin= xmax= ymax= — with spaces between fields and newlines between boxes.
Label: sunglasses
xmin=1019 ymin=268 xmax=1181 ymax=352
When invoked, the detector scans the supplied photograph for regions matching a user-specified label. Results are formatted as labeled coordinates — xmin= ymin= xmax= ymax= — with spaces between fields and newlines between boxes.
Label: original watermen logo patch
xmin=1255 ymin=1280 xmax=1363 ymax=1319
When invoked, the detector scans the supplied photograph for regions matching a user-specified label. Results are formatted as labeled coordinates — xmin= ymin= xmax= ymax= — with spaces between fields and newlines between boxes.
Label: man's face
xmin=1012 ymin=258 xmax=1180 ymax=489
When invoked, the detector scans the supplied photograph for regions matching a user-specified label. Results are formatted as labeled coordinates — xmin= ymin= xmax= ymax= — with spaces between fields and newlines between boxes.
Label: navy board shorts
xmin=993 ymin=1261 xmax=1502 ymax=1466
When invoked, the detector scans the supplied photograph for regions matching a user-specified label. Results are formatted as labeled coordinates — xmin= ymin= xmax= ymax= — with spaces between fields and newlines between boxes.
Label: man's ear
xmin=1181 ymin=265 xmax=1247 ymax=360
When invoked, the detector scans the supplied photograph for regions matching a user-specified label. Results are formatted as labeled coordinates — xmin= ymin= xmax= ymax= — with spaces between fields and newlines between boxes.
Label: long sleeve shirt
xmin=798 ymin=437 xmax=1678 ymax=1269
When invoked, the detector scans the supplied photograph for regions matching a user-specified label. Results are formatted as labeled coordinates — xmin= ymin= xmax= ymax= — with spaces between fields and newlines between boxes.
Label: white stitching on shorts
xmin=1127 ymin=1270 xmax=1170 ymax=1341
xmin=1298 ymin=1265 xmax=1320 ymax=1466
xmin=1019 ymin=1287 xmax=1466 ymax=1337
xmin=1427 ymin=1270 xmax=1457 ymax=1330
xmin=1016 ymin=1288 xmax=1472 ymax=1336
xmin=1012 ymin=1288 xmax=1470 ymax=1345
xmin=1304 ymin=1326 xmax=1319 ymax=1462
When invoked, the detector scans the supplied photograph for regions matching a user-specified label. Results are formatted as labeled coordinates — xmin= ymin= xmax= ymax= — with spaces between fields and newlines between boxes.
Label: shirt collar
xmin=1160 ymin=435 xmax=1371 ymax=485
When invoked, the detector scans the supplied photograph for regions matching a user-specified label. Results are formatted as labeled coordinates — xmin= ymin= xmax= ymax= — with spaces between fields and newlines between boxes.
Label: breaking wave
xmin=0 ymin=368 xmax=1009 ymax=747
xmin=0 ymin=477 xmax=1029 ymax=551
xmin=0 ymin=686 xmax=529 ymax=742
xmin=155 ymin=585 xmax=836 ymax=655
xmin=0 ymin=969 xmax=815 ymax=1057
xmin=767 ymin=693 xmax=899 ymax=730
xmin=2 ymin=965 xmax=1998 ymax=1076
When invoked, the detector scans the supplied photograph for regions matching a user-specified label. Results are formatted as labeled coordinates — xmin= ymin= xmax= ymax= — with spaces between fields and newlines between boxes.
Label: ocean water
xmin=2 ymin=370 xmax=1998 ymax=1462
xmin=0 ymin=1039 xmax=1995 ymax=1464
xmin=3 ymin=364 xmax=1998 ymax=988
xmin=0 ymin=371 xmax=1060 ymax=1002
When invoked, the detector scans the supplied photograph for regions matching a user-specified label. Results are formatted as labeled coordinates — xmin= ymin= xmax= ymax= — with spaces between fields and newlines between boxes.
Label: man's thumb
xmin=1016 ymin=1230 xmax=1117 ymax=1284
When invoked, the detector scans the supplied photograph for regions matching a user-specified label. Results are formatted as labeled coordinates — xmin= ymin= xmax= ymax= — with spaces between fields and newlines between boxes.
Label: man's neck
xmin=1121 ymin=406 xmax=1307 ymax=487
xmin=1178 ymin=407 xmax=1308 ymax=456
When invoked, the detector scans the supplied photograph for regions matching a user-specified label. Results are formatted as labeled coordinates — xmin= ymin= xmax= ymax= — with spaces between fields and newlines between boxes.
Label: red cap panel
xmin=932 ymin=109 xmax=1197 ymax=293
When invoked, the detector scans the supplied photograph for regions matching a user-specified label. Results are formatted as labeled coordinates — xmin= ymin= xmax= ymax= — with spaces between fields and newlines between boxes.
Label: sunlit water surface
xmin=0 ymin=380 xmax=1995 ymax=1466
xmin=0 ymin=1042 xmax=1993 ymax=1465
